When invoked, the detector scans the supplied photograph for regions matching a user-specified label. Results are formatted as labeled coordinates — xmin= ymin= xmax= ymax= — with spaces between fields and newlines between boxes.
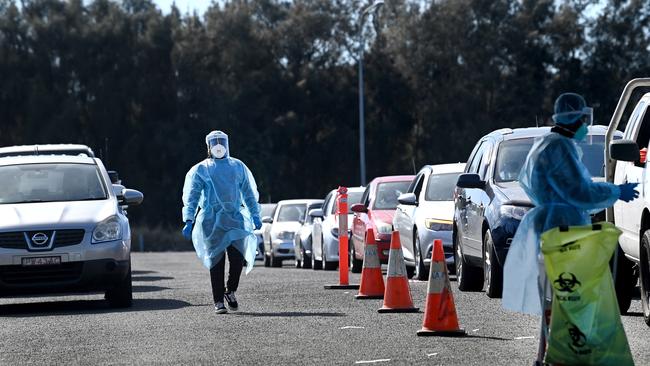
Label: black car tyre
xmin=106 ymin=261 xmax=133 ymax=308
xmin=295 ymin=258 xmax=302 ymax=269
xmin=312 ymin=241 xmax=323 ymax=270
xmin=263 ymin=253 xmax=271 ymax=267
xmin=302 ymin=248 xmax=312 ymax=269
xmin=640 ymin=230 xmax=650 ymax=326
xmin=614 ymin=245 xmax=636 ymax=314
xmin=349 ymin=237 xmax=363 ymax=273
xmin=271 ymin=252 xmax=282 ymax=268
xmin=455 ymin=234 xmax=483 ymax=291
xmin=414 ymin=234 xmax=428 ymax=281
xmin=483 ymin=230 xmax=503 ymax=298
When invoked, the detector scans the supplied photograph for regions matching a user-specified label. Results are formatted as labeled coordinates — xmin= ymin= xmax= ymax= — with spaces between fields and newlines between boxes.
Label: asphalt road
xmin=0 ymin=252 xmax=648 ymax=365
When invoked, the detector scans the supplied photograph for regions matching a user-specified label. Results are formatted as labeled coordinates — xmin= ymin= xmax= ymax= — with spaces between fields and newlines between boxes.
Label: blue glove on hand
xmin=618 ymin=183 xmax=639 ymax=203
xmin=253 ymin=216 xmax=263 ymax=230
xmin=182 ymin=221 xmax=193 ymax=239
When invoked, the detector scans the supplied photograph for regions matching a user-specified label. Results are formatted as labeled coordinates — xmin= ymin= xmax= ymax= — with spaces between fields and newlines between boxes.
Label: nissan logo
xmin=31 ymin=233 xmax=49 ymax=246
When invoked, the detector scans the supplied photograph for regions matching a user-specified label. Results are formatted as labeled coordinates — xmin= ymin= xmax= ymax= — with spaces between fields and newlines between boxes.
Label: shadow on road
xmin=465 ymin=334 xmax=513 ymax=341
xmin=133 ymin=270 xmax=159 ymax=276
xmin=132 ymin=276 xmax=175 ymax=282
xmin=133 ymin=285 xmax=172 ymax=293
xmin=234 ymin=311 xmax=346 ymax=318
xmin=624 ymin=311 xmax=644 ymax=317
xmin=0 ymin=298 xmax=192 ymax=317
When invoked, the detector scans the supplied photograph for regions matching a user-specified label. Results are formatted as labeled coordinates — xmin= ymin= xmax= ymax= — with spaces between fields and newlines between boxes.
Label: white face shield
xmin=206 ymin=131 xmax=229 ymax=159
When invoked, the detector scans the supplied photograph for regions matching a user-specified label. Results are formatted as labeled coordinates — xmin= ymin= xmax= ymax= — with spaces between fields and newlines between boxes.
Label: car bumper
xmin=376 ymin=239 xmax=391 ymax=264
xmin=420 ymin=230 xmax=454 ymax=267
xmin=0 ymin=258 xmax=130 ymax=296
xmin=491 ymin=218 xmax=520 ymax=267
xmin=271 ymin=240 xmax=295 ymax=258
xmin=0 ymin=238 xmax=130 ymax=266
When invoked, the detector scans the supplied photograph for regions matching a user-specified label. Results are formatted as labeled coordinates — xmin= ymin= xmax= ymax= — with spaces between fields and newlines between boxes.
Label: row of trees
xmin=1 ymin=0 xmax=649 ymax=228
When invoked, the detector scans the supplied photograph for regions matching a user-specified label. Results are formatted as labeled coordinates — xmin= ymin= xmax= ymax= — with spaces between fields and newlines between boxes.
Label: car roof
xmin=370 ymin=175 xmax=415 ymax=184
xmin=276 ymin=199 xmax=324 ymax=205
xmin=420 ymin=163 xmax=466 ymax=175
xmin=0 ymin=154 xmax=97 ymax=166
xmin=486 ymin=125 xmax=620 ymax=142
xmin=0 ymin=144 xmax=95 ymax=158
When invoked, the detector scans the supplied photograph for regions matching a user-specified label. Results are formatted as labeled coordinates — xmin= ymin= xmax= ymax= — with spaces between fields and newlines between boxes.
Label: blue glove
xmin=253 ymin=216 xmax=262 ymax=230
xmin=618 ymin=183 xmax=639 ymax=202
xmin=182 ymin=221 xmax=193 ymax=239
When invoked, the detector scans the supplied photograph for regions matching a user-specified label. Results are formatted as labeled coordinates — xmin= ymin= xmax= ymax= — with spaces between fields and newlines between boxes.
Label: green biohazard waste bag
xmin=540 ymin=222 xmax=634 ymax=366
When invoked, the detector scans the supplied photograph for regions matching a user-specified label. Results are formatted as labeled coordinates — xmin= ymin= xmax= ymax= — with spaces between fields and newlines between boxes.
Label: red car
xmin=350 ymin=175 xmax=415 ymax=272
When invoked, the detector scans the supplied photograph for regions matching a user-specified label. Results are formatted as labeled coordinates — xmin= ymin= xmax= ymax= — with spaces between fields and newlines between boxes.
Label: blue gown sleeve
xmin=545 ymin=140 xmax=620 ymax=211
xmin=182 ymin=165 xmax=204 ymax=222
xmin=240 ymin=163 xmax=261 ymax=219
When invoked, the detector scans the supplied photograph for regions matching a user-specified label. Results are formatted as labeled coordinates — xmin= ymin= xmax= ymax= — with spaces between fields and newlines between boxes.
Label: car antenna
xmin=535 ymin=116 xmax=539 ymax=128
xmin=411 ymin=158 xmax=416 ymax=174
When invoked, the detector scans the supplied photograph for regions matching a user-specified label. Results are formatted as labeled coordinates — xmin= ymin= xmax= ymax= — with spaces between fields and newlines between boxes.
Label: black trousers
xmin=210 ymin=245 xmax=244 ymax=303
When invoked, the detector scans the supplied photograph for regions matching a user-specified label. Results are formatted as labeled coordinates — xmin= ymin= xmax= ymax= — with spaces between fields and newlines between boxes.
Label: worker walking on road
xmin=181 ymin=130 xmax=263 ymax=314
xmin=502 ymin=93 xmax=639 ymax=315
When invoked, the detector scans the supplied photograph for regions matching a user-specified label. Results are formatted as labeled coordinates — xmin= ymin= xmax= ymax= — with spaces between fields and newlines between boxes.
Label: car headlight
xmin=425 ymin=219 xmax=453 ymax=231
xmin=375 ymin=221 xmax=393 ymax=234
xmin=92 ymin=216 xmax=122 ymax=243
xmin=499 ymin=205 xmax=531 ymax=221
xmin=277 ymin=231 xmax=295 ymax=240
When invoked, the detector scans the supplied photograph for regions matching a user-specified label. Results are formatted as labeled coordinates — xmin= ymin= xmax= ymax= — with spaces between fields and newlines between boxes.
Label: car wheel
xmin=106 ymin=260 xmax=133 ymax=308
xmin=349 ymin=237 xmax=363 ymax=273
xmin=295 ymin=257 xmax=302 ymax=269
xmin=264 ymin=253 xmax=271 ymax=267
xmin=414 ymin=234 xmax=428 ymax=281
xmin=270 ymin=251 xmax=282 ymax=268
xmin=483 ymin=230 xmax=503 ymax=298
xmin=455 ymin=233 xmax=483 ymax=291
xmin=640 ymin=230 xmax=650 ymax=326
xmin=323 ymin=246 xmax=337 ymax=271
xmin=302 ymin=245 xmax=312 ymax=269
xmin=312 ymin=241 xmax=323 ymax=270
xmin=614 ymin=245 xmax=636 ymax=314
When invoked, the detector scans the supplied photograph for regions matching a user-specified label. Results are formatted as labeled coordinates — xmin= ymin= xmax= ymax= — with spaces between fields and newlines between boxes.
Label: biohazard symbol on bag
xmin=553 ymin=272 xmax=581 ymax=293
xmin=567 ymin=323 xmax=591 ymax=355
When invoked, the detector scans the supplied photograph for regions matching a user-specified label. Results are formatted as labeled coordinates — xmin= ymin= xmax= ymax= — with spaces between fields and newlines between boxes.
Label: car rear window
xmin=0 ymin=163 xmax=107 ymax=204
xmin=425 ymin=173 xmax=461 ymax=201
xmin=372 ymin=181 xmax=411 ymax=210
xmin=277 ymin=204 xmax=306 ymax=222
xmin=330 ymin=191 xmax=364 ymax=214
xmin=494 ymin=135 xmax=609 ymax=183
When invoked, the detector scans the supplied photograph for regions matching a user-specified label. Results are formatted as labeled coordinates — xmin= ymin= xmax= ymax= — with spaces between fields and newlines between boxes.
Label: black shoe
xmin=224 ymin=291 xmax=238 ymax=311
xmin=214 ymin=302 xmax=227 ymax=314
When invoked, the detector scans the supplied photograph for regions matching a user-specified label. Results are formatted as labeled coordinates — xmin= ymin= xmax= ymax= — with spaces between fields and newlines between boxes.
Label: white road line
xmin=427 ymin=353 xmax=438 ymax=357
xmin=472 ymin=328 xmax=480 ymax=332
xmin=355 ymin=359 xmax=391 ymax=364
xmin=340 ymin=326 xmax=365 ymax=330
xmin=514 ymin=336 xmax=535 ymax=340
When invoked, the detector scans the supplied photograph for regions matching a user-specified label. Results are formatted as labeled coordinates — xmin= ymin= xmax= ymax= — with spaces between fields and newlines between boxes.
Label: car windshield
xmin=494 ymin=135 xmax=608 ymax=183
xmin=277 ymin=204 xmax=306 ymax=222
xmin=373 ymin=181 xmax=411 ymax=210
xmin=330 ymin=191 xmax=364 ymax=214
xmin=0 ymin=163 xmax=107 ymax=204
xmin=425 ymin=173 xmax=462 ymax=201
xmin=305 ymin=203 xmax=323 ymax=224
xmin=260 ymin=204 xmax=276 ymax=217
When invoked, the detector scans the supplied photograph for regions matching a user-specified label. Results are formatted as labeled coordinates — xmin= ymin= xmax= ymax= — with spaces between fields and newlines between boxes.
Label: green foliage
xmin=0 ymin=0 xmax=646 ymax=227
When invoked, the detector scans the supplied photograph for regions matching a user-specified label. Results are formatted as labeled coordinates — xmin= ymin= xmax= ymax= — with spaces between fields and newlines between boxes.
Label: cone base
xmin=377 ymin=307 xmax=420 ymax=313
xmin=416 ymin=328 xmax=466 ymax=337
xmin=355 ymin=294 xmax=384 ymax=300
xmin=324 ymin=284 xmax=360 ymax=290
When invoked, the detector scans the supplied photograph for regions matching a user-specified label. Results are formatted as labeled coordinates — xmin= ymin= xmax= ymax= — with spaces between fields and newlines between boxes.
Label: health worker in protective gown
xmin=502 ymin=93 xmax=639 ymax=315
xmin=182 ymin=131 xmax=262 ymax=314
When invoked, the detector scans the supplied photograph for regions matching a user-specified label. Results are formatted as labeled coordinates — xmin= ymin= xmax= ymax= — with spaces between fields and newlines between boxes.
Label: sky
xmin=152 ymin=0 xmax=213 ymax=14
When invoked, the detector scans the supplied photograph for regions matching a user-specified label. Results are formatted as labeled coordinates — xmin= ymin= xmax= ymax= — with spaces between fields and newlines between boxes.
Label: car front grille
xmin=0 ymin=262 xmax=83 ymax=284
xmin=0 ymin=230 xmax=85 ymax=250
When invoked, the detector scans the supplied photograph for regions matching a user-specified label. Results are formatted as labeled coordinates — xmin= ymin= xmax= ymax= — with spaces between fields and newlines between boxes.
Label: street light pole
xmin=358 ymin=0 xmax=384 ymax=187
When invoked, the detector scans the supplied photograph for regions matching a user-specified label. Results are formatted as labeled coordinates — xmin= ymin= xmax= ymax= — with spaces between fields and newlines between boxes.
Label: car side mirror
xmin=122 ymin=189 xmax=144 ymax=206
xmin=262 ymin=216 xmax=273 ymax=224
xmin=113 ymin=184 xmax=125 ymax=199
xmin=610 ymin=139 xmax=640 ymax=162
xmin=397 ymin=193 xmax=417 ymax=206
xmin=309 ymin=209 xmax=324 ymax=218
xmin=456 ymin=173 xmax=486 ymax=190
xmin=350 ymin=203 xmax=368 ymax=213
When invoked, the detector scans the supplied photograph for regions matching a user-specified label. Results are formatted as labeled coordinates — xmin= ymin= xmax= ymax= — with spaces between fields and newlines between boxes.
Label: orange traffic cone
xmin=417 ymin=239 xmax=466 ymax=337
xmin=378 ymin=231 xmax=419 ymax=313
xmin=355 ymin=228 xmax=385 ymax=300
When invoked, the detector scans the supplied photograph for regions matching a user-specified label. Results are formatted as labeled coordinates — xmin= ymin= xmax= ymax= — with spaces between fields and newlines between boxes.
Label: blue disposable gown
xmin=502 ymin=132 xmax=620 ymax=315
xmin=182 ymin=157 xmax=261 ymax=273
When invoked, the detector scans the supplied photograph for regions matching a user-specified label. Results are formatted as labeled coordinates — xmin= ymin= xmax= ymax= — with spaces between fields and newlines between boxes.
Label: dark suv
xmin=453 ymin=126 xmax=620 ymax=298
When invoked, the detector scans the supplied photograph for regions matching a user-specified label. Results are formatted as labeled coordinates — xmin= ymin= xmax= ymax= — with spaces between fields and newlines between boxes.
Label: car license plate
xmin=21 ymin=256 xmax=61 ymax=266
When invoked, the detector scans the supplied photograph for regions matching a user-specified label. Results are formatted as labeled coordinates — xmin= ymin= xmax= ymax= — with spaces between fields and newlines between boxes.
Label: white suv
xmin=0 ymin=145 xmax=143 ymax=308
